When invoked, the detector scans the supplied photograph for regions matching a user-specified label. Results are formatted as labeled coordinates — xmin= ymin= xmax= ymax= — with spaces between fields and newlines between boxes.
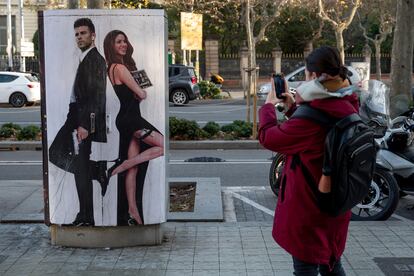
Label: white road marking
xmin=196 ymin=121 xmax=234 ymax=125
xmin=170 ymin=160 xmax=272 ymax=165
xmin=223 ymin=186 xmax=414 ymax=222
xmin=170 ymin=107 xmax=248 ymax=114
xmin=0 ymin=162 xmax=41 ymax=166
xmin=0 ymin=108 xmax=40 ymax=114
xmin=0 ymin=121 xmax=40 ymax=125
xmin=229 ymin=190 xmax=275 ymax=217
xmin=222 ymin=186 xmax=267 ymax=192
xmin=1 ymin=160 xmax=271 ymax=166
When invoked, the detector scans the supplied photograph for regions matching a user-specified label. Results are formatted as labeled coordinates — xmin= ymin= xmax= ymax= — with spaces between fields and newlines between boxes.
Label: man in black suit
xmin=49 ymin=18 xmax=107 ymax=226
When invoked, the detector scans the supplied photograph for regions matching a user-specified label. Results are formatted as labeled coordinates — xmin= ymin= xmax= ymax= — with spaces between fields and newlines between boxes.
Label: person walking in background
xmin=103 ymin=30 xmax=164 ymax=226
xmin=49 ymin=18 xmax=107 ymax=226
xmin=259 ymin=46 xmax=359 ymax=275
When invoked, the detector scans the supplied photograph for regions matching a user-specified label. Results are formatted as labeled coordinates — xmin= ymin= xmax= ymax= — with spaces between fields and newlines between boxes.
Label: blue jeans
xmin=292 ymin=257 xmax=346 ymax=276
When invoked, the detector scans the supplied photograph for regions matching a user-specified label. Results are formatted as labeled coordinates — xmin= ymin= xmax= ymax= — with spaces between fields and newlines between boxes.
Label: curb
xmin=169 ymin=140 xmax=263 ymax=150
xmin=0 ymin=140 xmax=263 ymax=151
xmin=0 ymin=141 xmax=42 ymax=151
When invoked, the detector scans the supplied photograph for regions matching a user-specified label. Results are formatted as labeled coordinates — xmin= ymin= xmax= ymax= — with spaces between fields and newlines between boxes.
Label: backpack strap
xmin=336 ymin=113 xmax=361 ymax=129
xmin=290 ymin=104 xmax=337 ymax=127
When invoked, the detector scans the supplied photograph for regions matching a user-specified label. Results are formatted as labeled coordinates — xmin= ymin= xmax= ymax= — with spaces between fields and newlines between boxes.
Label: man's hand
xmin=77 ymin=126 xmax=89 ymax=142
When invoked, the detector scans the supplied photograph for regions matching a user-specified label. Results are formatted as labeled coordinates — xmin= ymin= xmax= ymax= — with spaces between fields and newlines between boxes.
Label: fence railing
xmin=0 ymin=56 xmax=39 ymax=72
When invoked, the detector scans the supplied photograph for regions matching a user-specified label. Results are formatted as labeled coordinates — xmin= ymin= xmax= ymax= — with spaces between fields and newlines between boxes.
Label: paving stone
xmin=194 ymin=261 xmax=219 ymax=270
xmin=166 ymin=261 xmax=193 ymax=270
xmin=136 ymin=269 xmax=166 ymax=276
xmin=140 ymin=261 xmax=168 ymax=270
xmin=165 ymin=270 xmax=192 ymax=276
xmin=246 ymin=269 xmax=275 ymax=276
xmin=219 ymin=261 xmax=246 ymax=270
xmin=220 ymin=269 xmax=247 ymax=276
xmin=192 ymin=270 xmax=222 ymax=276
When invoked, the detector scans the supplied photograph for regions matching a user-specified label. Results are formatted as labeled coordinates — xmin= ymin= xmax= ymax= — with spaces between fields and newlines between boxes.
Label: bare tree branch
xmin=318 ymin=0 xmax=338 ymax=27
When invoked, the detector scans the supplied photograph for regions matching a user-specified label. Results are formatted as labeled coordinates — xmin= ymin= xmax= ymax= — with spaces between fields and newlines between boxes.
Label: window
xmin=0 ymin=74 xmax=18 ymax=83
xmin=293 ymin=70 xmax=306 ymax=82
xmin=169 ymin=67 xmax=180 ymax=77
xmin=0 ymin=16 xmax=17 ymax=54
xmin=25 ymin=75 xmax=38 ymax=82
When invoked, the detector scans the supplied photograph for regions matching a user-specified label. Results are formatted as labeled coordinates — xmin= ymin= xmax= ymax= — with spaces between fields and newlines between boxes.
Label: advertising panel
xmin=180 ymin=12 xmax=202 ymax=50
xmin=40 ymin=9 xmax=167 ymax=227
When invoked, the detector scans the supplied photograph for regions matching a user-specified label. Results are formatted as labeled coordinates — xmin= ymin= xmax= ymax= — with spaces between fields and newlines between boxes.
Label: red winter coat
xmin=259 ymin=90 xmax=359 ymax=267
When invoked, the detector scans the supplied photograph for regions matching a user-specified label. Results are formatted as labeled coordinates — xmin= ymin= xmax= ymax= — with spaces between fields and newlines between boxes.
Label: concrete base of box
xmin=50 ymin=224 xmax=163 ymax=248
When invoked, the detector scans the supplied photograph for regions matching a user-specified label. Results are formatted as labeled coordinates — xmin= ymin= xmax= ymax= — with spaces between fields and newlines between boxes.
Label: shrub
xmin=220 ymin=120 xmax=252 ymax=138
xmin=198 ymin=80 xmax=221 ymax=99
xmin=169 ymin=117 xmax=201 ymax=140
xmin=221 ymin=124 xmax=237 ymax=133
xmin=203 ymin=122 xmax=220 ymax=136
xmin=17 ymin=125 xmax=41 ymax=140
xmin=1 ymin=123 xmax=21 ymax=131
xmin=233 ymin=120 xmax=253 ymax=137
xmin=0 ymin=123 xmax=22 ymax=138
xmin=0 ymin=127 xmax=14 ymax=138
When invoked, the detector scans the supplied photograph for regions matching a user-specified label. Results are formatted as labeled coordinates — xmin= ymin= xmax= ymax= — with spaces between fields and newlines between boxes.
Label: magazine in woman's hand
xmin=131 ymin=70 xmax=152 ymax=89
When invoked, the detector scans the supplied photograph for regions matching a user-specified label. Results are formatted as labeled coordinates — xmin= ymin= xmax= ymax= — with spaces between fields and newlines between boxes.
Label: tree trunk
xmin=374 ymin=42 xmax=381 ymax=80
xmin=334 ymin=28 xmax=345 ymax=64
xmin=67 ymin=0 xmax=79 ymax=8
xmin=87 ymin=0 xmax=104 ymax=8
xmin=245 ymin=0 xmax=253 ymax=124
xmin=390 ymin=0 xmax=414 ymax=117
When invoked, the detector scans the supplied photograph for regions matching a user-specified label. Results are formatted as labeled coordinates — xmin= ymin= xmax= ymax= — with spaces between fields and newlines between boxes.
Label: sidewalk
xmin=0 ymin=179 xmax=414 ymax=275
xmin=1 ymin=221 xmax=414 ymax=275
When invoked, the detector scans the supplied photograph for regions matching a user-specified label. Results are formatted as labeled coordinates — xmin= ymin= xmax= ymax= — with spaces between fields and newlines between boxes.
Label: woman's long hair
xmin=103 ymin=30 xmax=137 ymax=71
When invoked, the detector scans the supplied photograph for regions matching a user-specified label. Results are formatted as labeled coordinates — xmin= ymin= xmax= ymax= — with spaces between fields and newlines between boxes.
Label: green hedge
xmin=169 ymin=117 xmax=253 ymax=140
xmin=0 ymin=123 xmax=40 ymax=140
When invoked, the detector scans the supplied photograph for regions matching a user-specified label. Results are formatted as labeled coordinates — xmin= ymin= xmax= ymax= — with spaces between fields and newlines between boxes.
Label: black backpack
xmin=291 ymin=104 xmax=376 ymax=217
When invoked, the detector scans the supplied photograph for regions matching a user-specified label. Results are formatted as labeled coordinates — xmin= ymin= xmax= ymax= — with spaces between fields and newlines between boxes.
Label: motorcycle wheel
xmin=269 ymin=153 xmax=285 ymax=196
xmin=351 ymin=169 xmax=400 ymax=221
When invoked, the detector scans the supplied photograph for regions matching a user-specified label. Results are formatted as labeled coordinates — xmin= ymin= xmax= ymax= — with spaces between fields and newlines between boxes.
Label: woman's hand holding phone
xmin=266 ymin=76 xmax=295 ymax=110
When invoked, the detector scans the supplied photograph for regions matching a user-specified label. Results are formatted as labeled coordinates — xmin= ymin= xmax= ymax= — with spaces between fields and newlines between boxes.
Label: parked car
xmin=257 ymin=65 xmax=361 ymax=98
xmin=0 ymin=71 xmax=40 ymax=107
xmin=169 ymin=64 xmax=200 ymax=105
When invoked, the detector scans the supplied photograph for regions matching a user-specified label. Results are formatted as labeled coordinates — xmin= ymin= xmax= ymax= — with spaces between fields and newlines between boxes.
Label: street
xmin=0 ymin=98 xmax=262 ymax=127
xmin=1 ymin=149 xmax=414 ymax=222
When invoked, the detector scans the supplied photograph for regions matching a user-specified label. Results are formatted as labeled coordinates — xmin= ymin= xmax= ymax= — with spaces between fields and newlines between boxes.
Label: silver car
xmin=257 ymin=66 xmax=361 ymax=98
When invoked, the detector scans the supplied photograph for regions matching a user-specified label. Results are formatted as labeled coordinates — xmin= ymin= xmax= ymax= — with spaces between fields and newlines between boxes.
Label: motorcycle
xmin=269 ymin=80 xmax=401 ymax=221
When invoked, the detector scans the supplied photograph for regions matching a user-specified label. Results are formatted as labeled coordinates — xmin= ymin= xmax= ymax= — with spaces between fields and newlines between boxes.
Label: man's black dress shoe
xmin=94 ymin=160 xmax=108 ymax=196
xmin=63 ymin=220 xmax=94 ymax=227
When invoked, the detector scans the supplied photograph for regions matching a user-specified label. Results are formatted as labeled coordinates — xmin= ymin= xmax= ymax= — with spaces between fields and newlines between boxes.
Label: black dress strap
xmin=109 ymin=64 xmax=118 ymax=85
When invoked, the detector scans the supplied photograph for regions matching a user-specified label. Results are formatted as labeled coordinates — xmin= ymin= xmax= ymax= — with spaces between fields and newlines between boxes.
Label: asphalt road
xmin=0 ymin=99 xmax=262 ymax=127
xmin=1 ymin=149 xmax=414 ymax=221
xmin=0 ymin=150 xmax=272 ymax=186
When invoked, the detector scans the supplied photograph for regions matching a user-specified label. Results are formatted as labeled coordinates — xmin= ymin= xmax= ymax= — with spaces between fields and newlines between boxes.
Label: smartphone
xmin=273 ymin=74 xmax=285 ymax=99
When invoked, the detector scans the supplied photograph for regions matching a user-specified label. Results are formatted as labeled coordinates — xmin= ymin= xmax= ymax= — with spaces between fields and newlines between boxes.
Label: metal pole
xmin=6 ymin=0 xmax=13 ymax=70
xmin=252 ymin=67 xmax=259 ymax=139
xmin=19 ymin=0 xmax=25 ymax=72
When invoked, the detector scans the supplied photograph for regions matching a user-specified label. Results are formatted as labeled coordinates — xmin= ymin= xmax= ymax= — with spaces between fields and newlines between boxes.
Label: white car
xmin=0 ymin=71 xmax=40 ymax=107
xmin=257 ymin=66 xmax=361 ymax=98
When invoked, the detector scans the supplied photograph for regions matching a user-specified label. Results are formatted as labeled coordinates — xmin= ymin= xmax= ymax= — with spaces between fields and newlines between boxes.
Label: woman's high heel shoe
xmin=127 ymin=215 xmax=138 ymax=226
xmin=127 ymin=213 xmax=143 ymax=226
xmin=100 ymin=158 xmax=122 ymax=197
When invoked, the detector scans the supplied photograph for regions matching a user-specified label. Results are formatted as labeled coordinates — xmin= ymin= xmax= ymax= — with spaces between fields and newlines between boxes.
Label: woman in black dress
xmin=103 ymin=30 xmax=164 ymax=225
